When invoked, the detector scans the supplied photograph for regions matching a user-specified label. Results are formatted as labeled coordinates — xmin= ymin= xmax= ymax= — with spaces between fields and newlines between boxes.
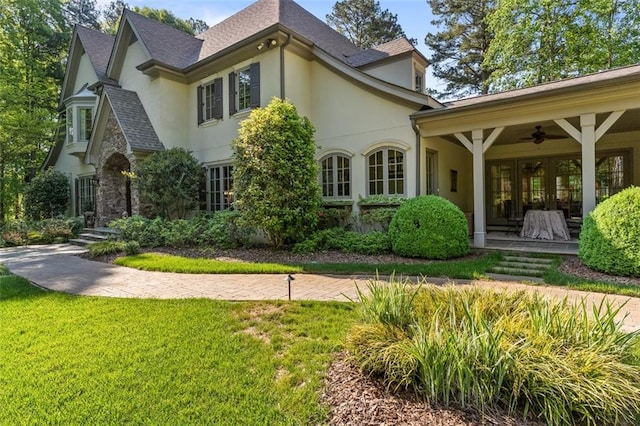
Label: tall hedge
xmin=388 ymin=195 xmax=469 ymax=259
xmin=579 ymin=186 xmax=640 ymax=277
xmin=232 ymin=98 xmax=320 ymax=248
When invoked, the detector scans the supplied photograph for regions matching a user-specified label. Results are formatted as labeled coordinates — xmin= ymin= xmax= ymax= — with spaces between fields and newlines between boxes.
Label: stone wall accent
xmin=95 ymin=110 xmax=141 ymax=226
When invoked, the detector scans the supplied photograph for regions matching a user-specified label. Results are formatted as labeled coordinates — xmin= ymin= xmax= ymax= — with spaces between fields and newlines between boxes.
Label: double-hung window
xmin=320 ymin=154 xmax=351 ymax=198
xmin=229 ymin=63 xmax=260 ymax=115
xmin=368 ymin=148 xmax=405 ymax=196
xmin=197 ymin=78 xmax=223 ymax=125
xmin=209 ymin=165 xmax=234 ymax=211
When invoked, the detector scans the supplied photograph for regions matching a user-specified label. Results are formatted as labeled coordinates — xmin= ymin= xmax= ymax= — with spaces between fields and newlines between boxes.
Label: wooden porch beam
xmin=483 ymin=127 xmax=505 ymax=154
xmin=554 ymin=118 xmax=582 ymax=143
xmin=454 ymin=132 xmax=473 ymax=153
xmin=595 ymin=110 xmax=625 ymax=142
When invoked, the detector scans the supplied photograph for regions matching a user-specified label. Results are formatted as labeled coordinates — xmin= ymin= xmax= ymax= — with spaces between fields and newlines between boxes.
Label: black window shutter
xmin=228 ymin=72 xmax=236 ymax=116
xmin=250 ymin=62 xmax=260 ymax=109
xmin=196 ymin=85 xmax=203 ymax=125
xmin=75 ymin=177 xmax=80 ymax=215
xmin=213 ymin=78 xmax=223 ymax=120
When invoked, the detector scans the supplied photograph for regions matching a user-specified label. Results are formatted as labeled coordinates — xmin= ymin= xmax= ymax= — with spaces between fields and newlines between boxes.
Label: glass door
xmin=487 ymin=161 xmax=515 ymax=224
xmin=554 ymin=159 xmax=582 ymax=218
xmin=519 ymin=159 xmax=548 ymax=216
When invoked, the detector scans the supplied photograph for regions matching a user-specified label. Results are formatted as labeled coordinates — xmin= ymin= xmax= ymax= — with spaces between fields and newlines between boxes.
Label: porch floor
xmin=479 ymin=231 xmax=578 ymax=256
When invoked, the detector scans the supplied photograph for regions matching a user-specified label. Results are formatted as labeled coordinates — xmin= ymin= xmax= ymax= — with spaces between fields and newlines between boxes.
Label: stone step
xmin=487 ymin=273 xmax=544 ymax=283
xmin=83 ymin=227 xmax=121 ymax=239
xmin=497 ymin=261 xmax=550 ymax=271
xmin=79 ymin=233 xmax=108 ymax=241
xmin=68 ymin=238 xmax=95 ymax=247
xmin=489 ymin=266 xmax=546 ymax=277
xmin=502 ymin=255 xmax=554 ymax=264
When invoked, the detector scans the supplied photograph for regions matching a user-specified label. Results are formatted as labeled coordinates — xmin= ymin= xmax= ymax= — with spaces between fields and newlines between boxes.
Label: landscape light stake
xmin=285 ymin=274 xmax=295 ymax=301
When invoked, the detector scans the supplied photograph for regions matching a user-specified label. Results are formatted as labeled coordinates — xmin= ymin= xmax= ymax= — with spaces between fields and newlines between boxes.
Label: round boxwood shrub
xmin=388 ymin=195 xmax=469 ymax=259
xmin=579 ymin=186 xmax=640 ymax=277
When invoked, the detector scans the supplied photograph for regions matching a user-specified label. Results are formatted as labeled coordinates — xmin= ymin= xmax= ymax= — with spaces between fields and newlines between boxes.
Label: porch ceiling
xmin=440 ymin=107 xmax=640 ymax=148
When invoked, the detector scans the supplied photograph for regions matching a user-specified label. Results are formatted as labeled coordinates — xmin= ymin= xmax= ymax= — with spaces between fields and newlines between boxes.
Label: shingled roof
xmin=124 ymin=10 xmax=203 ymax=70
xmin=103 ymin=85 xmax=164 ymax=152
xmin=347 ymin=38 xmax=417 ymax=68
xmin=75 ymin=26 xmax=116 ymax=83
xmin=196 ymin=0 xmax=360 ymax=64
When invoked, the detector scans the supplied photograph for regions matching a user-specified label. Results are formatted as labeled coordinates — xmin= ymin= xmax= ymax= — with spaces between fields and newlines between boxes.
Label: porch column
xmin=581 ymin=114 xmax=597 ymax=218
xmin=472 ymin=129 xmax=486 ymax=248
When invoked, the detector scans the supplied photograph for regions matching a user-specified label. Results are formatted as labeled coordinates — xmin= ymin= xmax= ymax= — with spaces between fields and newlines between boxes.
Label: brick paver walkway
xmin=2 ymin=244 xmax=639 ymax=332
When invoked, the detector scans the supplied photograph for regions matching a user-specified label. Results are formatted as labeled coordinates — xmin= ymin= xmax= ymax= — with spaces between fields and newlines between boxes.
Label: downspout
xmin=280 ymin=34 xmax=293 ymax=99
xmin=411 ymin=116 xmax=421 ymax=196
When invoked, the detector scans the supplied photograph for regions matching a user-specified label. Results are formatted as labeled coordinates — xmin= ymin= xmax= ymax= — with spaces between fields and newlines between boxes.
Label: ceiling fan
xmin=521 ymin=125 xmax=565 ymax=144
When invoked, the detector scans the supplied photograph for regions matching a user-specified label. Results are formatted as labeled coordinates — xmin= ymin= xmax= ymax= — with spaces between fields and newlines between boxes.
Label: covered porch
xmin=412 ymin=65 xmax=640 ymax=248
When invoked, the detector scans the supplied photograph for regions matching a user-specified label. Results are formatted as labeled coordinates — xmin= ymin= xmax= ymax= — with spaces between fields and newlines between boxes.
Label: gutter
xmin=280 ymin=34 xmax=293 ymax=99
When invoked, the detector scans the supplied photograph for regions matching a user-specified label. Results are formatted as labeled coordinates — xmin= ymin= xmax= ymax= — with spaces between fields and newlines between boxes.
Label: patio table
xmin=520 ymin=210 xmax=570 ymax=240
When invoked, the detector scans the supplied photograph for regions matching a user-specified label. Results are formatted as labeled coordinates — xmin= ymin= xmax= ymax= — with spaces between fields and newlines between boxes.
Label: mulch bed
xmin=321 ymin=352 xmax=545 ymax=426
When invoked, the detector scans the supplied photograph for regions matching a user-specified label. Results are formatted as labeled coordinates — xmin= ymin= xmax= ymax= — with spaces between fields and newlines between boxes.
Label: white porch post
xmin=472 ymin=129 xmax=486 ymax=248
xmin=581 ymin=114 xmax=597 ymax=218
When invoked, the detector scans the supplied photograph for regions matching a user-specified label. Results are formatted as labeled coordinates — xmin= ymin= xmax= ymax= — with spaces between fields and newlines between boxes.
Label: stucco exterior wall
xmin=118 ymin=41 xmax=189 ymax=150
xmin=283 ymin=50 xmax=312 ymax=117
xmin=309 ymin=61 xmax=419 ymax=206
xmin=187 ymin=49 xmax=281 ymax=166
xmin=420 ymin=137 xmax=473 ymax=212
xmin=361 ymin=56 xmax=414 ymax=90
xmin=53 ymin=52 xmax=99 ymax=216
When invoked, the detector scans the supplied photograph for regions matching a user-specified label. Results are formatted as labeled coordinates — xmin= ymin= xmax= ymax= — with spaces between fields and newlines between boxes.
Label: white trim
xmin=316 ymin=148 xmax=355 ymax=160
xmin=361 ymin=139 xmax=411 ymax=156
xmin=595 ymin=110 xmax=625 ymax=142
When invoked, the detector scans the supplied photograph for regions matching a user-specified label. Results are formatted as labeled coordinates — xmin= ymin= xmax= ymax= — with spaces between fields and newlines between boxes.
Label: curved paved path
xmin=1 ymin=244 xmax=639 ymax=332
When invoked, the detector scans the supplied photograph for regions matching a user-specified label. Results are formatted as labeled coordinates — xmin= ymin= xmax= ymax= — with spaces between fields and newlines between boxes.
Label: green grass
xmin=115 ymin=251 xmax=502 ymax=279
xmin=114 ymin=250 xmax=640 ymax=298
xmin=115 ymin=253 xmax=304 ymax=274
xmin=0 ymin=268 xmax=358 ymax=424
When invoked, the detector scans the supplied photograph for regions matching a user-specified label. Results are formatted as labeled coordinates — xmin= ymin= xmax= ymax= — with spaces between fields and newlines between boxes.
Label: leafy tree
xmin=187 ymin=17 xmax=209 ymax=35
xmin=485 ymin=0 xmax=640 ymax=91
xmin=100 ymin=1 xmax=208 ymax=35
xmin=0 ymin=0 xmax=68 ymax=222
xmin=232 ymin=98 xmax=320 ymax=248
xmin=134 ymin=148 xmax=202 ymax=220
xmin=24 ymin=169 xmax=70 ymax=220
xmin=326 ymin=0 xmax=413 ymax=48
xmin=63 ymin=0 xmax=100 ymax=29
xmin=425 ymin=0 xmax=495 ymax=98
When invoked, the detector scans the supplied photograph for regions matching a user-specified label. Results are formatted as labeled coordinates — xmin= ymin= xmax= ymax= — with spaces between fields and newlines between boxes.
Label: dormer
xmin=64 ymin=84 xmax=97 ymax=157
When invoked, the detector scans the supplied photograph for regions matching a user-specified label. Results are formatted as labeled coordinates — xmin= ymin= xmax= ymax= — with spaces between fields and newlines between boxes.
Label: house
xmin=45 ymin=0 xmax=640 ymax=249
xmin=411 ymin=65 xmax=640 ymax=247
xmin=44 ymin=0 xmax=440 ymax=227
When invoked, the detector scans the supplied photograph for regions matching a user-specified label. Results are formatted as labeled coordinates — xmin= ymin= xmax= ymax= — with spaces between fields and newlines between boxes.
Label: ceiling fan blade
xmin=544 ymin=134 xmax=566 ymax=140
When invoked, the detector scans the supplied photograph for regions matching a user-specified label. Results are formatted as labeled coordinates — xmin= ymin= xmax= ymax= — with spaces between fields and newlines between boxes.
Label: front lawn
xmin=0 ymin=269 xmax=358 ymax=424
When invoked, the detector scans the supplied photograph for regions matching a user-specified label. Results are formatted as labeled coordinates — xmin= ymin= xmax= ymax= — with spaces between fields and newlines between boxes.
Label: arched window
xmin=320 ymin=154 xmax=351 ymax=198
xmin=368 ymin=148 xmax=405 ymax=196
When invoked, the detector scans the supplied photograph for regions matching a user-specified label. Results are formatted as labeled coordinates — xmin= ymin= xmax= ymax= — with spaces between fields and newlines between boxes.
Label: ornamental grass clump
xmin=579 ymin=186 xmax=640 ymax=277
xmin=347 ymin=281 xmax=640 ymax=425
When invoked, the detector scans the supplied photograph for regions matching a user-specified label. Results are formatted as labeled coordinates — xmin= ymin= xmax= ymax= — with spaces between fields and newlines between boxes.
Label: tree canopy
xmin=100 ymin=1 xmax=209 ymax=35
xmin=425 ymin=0 xmax=495 ymax=98
xmin=484 ymin=0 xmax=640 ymax=91
xmin=0 ymin=0 xmax=68 ymax=222
xmin=327 ymin=0 xmax=413 ymax=48
xmin=63 ymin=0 xmax=100 ymax=29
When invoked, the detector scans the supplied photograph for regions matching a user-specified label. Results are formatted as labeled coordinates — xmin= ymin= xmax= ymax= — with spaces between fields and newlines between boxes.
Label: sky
xmin=95 ymin=0 xmax=444 ymax=91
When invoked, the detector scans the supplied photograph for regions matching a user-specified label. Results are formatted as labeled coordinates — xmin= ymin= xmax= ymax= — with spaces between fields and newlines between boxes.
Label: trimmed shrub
xmin=293 ymin=228 xmax=390 ymax=255
xmin=388 ymin=195 xmax=468 ymax=259
xmin=88 ymin=241 xmax=127 ymax=257
xmin=124 ymin=240 xmax=141 ymax=256
xmin=579 ymin=186 xmax=640 ymax=277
